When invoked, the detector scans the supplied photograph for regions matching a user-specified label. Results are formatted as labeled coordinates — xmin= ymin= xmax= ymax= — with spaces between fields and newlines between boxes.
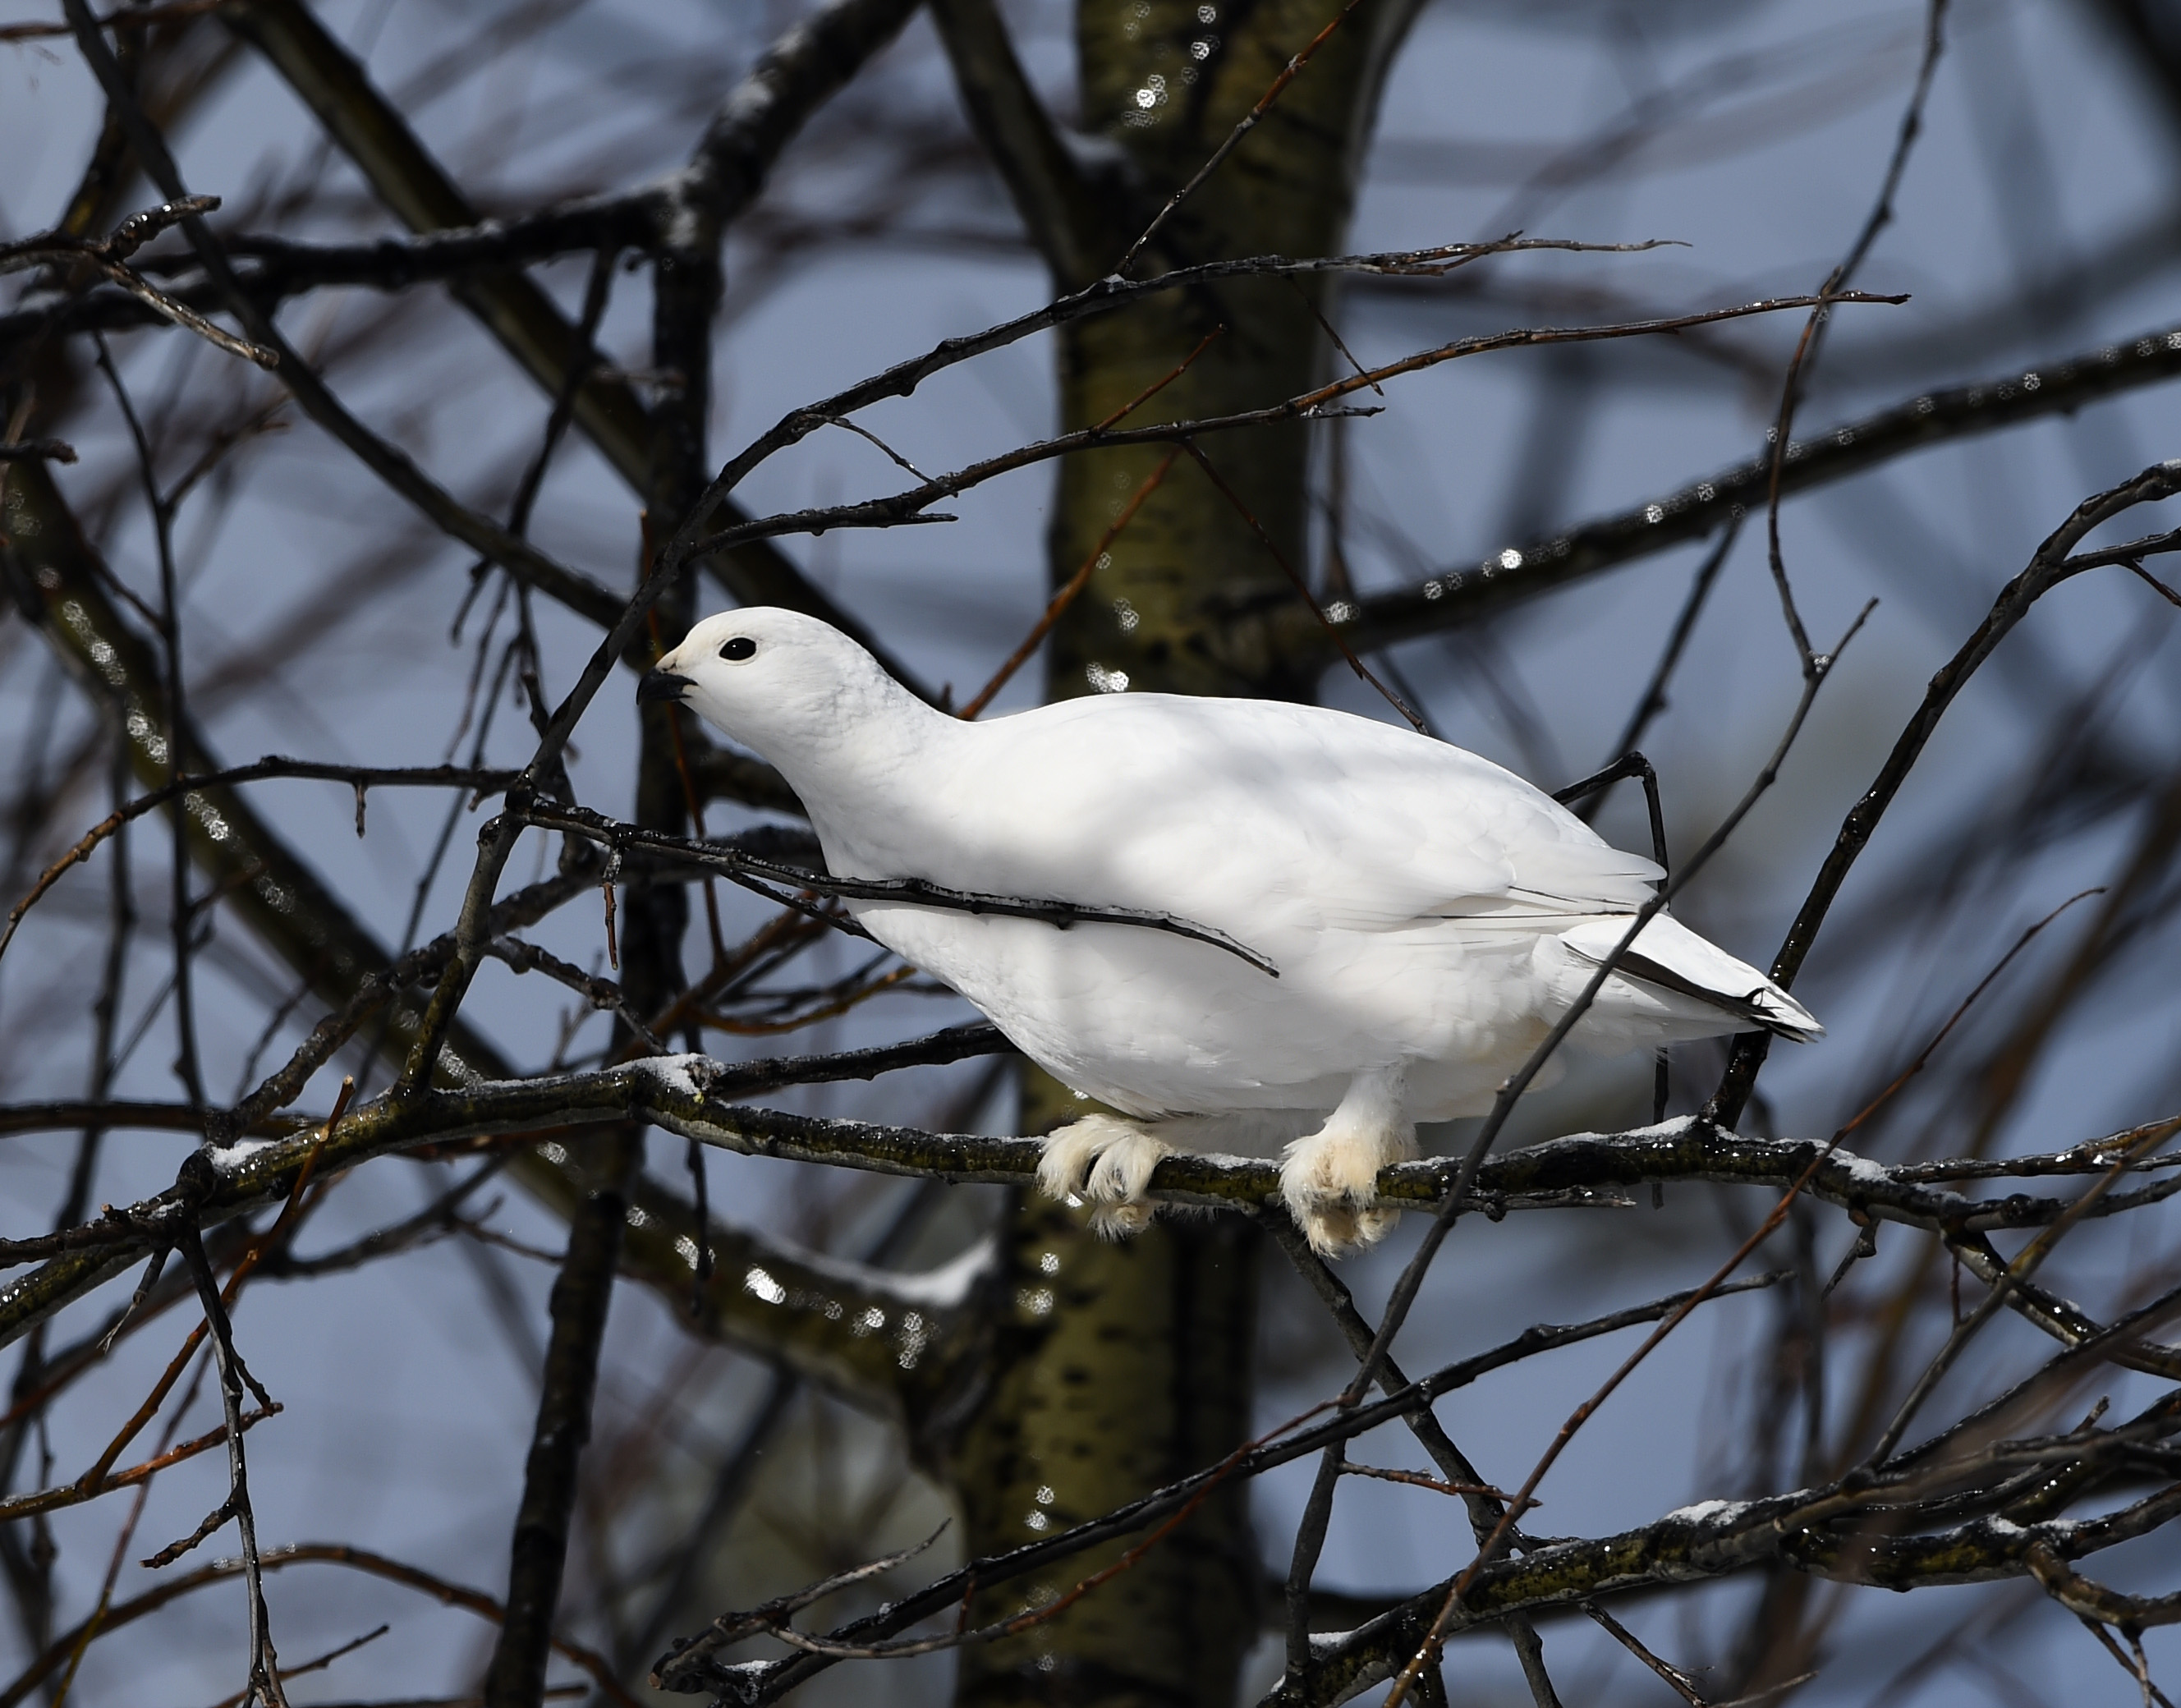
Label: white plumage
xmin=645 ymin=608 xmax=1821 ymax=1255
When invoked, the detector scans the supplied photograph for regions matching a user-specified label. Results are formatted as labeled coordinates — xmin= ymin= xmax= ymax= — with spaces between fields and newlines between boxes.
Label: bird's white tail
xmin=1560 ymin=913 xmax=1822 ymax=1042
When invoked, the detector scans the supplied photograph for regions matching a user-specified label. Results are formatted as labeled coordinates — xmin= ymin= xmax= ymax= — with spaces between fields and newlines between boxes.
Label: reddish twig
xmin=1090 ymin=326 xmax=1225 ymax=432
xmin=0 ymin=763 xmax=517 ymax=966
xmin=958 ymin=447 xmax=1184 ymax=718
xmin=0 ymin=1545 xmax=642 ymax=1708
xmin=0 ymin=1405 xmax=280 ymax=1526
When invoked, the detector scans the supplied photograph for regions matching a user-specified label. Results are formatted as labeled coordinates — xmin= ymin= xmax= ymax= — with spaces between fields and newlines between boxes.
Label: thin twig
xmin=200 ymin=1627 xmax=389 ymax=1708
xmin=959 ymin=446 xmax=1182 ymax=718
xmin=1867 ymin=1118 xmax=2178 ymax=1466
xmin=698 ymin=237 xmax=1668 ymax=505
xmin=0 ymin=763 xmax=517 ymax=965
xmin=1181 ymin=439 xmax=1424 ymax=730
xmin=1 ymin=1545 xmax=641 ymax=1708
xmin=1337 ymin=1464 xmax=1523 ymax=1504
xmin=1759 ymin=0 xmax=1949 ymax=671
xmin=506 ymin=795 xmax=1281 ymax=976
xmin=1352 ymin=599 xmax=1872 ymax=1424
xmin=1710 ymin=461 xmax=2181 ymax=1126
xmin=660 ymin=1273 xmax=1788 ymax=1697
xmin=1090 ymin=325 xmax=1225 ymax=431
xmin=1113 ymin=0 xmax=1372 ymax=273
xmin=0 ymin=1405 xmax=280 ymax=1525
xmin=3 ymin=198 xmax=278 ymax=365
xmin=682 ymin=292 xmax=1904 ymax=565
xmin=1384 ymin=1140 xmax=1857 ymax=1706
xmin=93 ymin=333 xmax=205 ymax=1112
xmin=1585 ymin=1604 xmax=1710 ymax=1706
xmin=174 ymin=1224 xmax=287 ymax=1708
xmin=1337 ymin=321 xmax=2181 ymax=657
xmin=1601 ymin=512 xmax=1743 ymax=769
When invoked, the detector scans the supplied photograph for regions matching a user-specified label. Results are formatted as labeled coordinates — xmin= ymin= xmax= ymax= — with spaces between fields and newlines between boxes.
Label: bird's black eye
xmin=719 ymin=636 xmax=756 ymax=662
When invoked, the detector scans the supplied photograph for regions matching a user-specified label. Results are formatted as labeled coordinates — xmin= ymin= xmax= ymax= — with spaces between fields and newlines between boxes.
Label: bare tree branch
xmin=217 ymin=0 xmax=929 ymax=682
xmin=1710 ymin=459 xmax=2181 ymax=1125
xmin=1320 ymin=326 xmax=2181 ymax=659
xmin=927 ymin=0 xmax=1118 ymax=285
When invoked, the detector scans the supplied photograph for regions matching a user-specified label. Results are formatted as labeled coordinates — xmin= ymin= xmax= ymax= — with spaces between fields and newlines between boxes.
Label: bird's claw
xmin=1037 ymin=1114 xmax=1173 ymax=1238
xmin=1279 ymin=1120 xmax=1416 ymax=1258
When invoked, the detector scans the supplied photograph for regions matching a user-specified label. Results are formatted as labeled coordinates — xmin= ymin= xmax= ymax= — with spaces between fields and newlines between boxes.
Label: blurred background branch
xmin=6 ymin=0 xmax=2181 ymax=1704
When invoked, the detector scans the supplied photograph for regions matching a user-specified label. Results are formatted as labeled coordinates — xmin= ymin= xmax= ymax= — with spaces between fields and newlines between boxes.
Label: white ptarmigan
xmin=642 ymin=608 xmax=1820 ymax=1256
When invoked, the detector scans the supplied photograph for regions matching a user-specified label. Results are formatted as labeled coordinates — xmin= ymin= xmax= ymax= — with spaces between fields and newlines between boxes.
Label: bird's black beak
xmin=638 ymin=668 xmax=694 ymax=705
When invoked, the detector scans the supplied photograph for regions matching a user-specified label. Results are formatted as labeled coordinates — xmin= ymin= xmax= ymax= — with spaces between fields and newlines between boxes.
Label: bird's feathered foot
xmin=1279 ymin=1067 xmax=1417 ymax=1257
xmin=1036 ymin=1113 xmax=1176 ymax=1237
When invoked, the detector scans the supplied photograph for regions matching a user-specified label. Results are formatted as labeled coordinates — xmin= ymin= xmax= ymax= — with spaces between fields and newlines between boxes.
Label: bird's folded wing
xmin=1265 ymin=757 xmax=1666 ymax=930
xmin=952 ymin=694 xmax=1665 ymax=932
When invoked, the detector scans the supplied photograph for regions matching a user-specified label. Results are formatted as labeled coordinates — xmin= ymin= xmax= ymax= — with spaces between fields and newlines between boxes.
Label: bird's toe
xmin=1279 ymin=1118 xmax=1417 ymax=1257
xmin=1278 ymin=1132 xmax=1379 ymax=1214
xmin=1352 ymin=1203 xmax=1402 ymax=1249
xmin=1086 ymin=1129 xmax=1172 ymax=1202
xmin=1295 ymin=1198 xmax=1366 ymax=1258
xmin=1088 ymin=1198 xmax=1159 ymax=1239
xmin=1037 ymin=1113 xmax=1144 ymax=1205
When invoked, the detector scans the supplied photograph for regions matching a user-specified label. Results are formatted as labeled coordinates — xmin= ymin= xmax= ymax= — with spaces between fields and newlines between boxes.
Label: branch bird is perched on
xmin=643 ymin=608 xmax=1821 ymax=1256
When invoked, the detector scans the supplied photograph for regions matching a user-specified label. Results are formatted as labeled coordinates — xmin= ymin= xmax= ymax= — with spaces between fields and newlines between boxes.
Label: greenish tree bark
xmin=934 ymin=0 xmax=1422 ymax=1697
xmin=1046 ymin=0 xmax=1416 ymax=702
xmin=948 ymin=1196 xmax=1260 ymax=1706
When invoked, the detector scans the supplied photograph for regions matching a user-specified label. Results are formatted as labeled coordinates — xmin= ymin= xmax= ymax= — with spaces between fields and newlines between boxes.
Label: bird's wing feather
xmin=926 ymin=696 xmax=1660 ymax=933
xmin=1560 ymin=914 xmax=1823 ymax=1040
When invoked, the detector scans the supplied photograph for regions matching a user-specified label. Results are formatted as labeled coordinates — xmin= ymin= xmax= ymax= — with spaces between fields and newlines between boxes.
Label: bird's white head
xmin=639 ymin=608 xmax=920 ymax=769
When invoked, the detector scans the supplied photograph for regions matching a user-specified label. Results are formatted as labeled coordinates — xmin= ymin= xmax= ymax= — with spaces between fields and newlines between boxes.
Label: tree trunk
xmin=948 ymin=0 xmax=1418 ymax=1698
xmin=950 ymin=1184 xmax=1260 ymax=1706
xmin=1047 ymin=0 xmax=1413 ymax=701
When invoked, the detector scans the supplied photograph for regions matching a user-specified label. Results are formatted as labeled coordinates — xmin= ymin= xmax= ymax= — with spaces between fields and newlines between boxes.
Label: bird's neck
xmin=758 ymin=674 xmax=970 ymax=871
